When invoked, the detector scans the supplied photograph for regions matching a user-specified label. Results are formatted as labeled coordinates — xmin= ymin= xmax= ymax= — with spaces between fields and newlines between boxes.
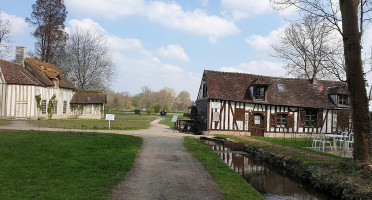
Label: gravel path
xmin=0 ymin=119 xmax=222 ymax=200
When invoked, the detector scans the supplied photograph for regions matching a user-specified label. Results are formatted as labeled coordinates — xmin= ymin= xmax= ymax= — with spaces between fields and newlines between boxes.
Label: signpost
xmin=106 ymin=114 xmax=115 ymax=129
xmin=171 ymin=114 xmax=179 ymax=122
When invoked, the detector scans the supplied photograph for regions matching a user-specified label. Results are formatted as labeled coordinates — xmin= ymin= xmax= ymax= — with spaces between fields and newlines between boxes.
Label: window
xmin=255 ymin=86 xmax=265 ymax=100
xmin=85 ymin=105 xmax=91 ymax=114
xmin=276 ymin=84 xmax=284 ymax=91
xmin=52 ymin=101 xmax=58 ymax=114
xmin=302 ymin=109 xmax=317 ymax=127
xmin=202 ymin=83 xmax=207 ymax=98
xmin=277 ymin=114 xmax=287 ymax=127
xmin=41 ymin=100 xmax=47 ymax=114
xmin=338 ymin=94 xmax=348 ymax=106
xmin=63 ymin=101 xmax=67 ymax=114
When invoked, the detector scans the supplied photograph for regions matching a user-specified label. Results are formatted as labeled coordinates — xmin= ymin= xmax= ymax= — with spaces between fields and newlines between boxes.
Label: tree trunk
xmin=340 ymin=0 xmax=371 ymax=163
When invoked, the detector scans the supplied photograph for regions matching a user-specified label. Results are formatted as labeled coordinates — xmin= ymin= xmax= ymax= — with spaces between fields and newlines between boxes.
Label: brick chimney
xmin=15 ymin=46 xmax=26 ymax=68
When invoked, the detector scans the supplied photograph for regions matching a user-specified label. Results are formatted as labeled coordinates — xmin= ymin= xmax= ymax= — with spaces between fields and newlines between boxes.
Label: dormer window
xmin=277 ymin=84 xmax=284 ymax=92
xmin=255 ymin=86 xmax=265 ymax=101
xmin=338 ymin=94 xmax=348 ymax=106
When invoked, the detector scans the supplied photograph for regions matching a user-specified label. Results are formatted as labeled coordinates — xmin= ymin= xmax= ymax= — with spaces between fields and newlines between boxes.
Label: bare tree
xmin=271 ymin=0 xmax=372 ymax=163
xmin=0 ymin=12 xmax=12 ymax=58
xmin=174 ymin=91 xmax=192 ymax=111
xmin=272 ymin=16 xmax=344 ymax=80
xmin=26 ymin=0 xmax=67 ymax=63
xmin=106 ymin=90 xmax=132 ymax=110
xmin=61 ymin=27 xmax=115 ymax=90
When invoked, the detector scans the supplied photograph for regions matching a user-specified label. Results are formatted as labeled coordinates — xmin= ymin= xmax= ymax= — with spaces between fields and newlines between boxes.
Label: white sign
xmin=106 ymin=114 xmax=115 ymax=121
xmin=254 ymin=115 xmax=261 ymax=125
xmin=211 ymin=102 xmax=221 ymax=109
xmin=171 ymin=114 xmax=179 ymax=122
xmin=213 ymin=112 xmax=220 ymax=121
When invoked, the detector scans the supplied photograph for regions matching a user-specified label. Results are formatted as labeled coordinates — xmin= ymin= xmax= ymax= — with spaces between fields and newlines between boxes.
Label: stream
xmin=200 ymin=138 xmax=329 ymax=200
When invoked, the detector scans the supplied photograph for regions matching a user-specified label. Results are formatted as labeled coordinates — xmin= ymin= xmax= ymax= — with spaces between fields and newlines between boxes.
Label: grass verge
xmin=28 ymin=114 xmax=156 ymax=130
xmin=0 ymin=130 xmax=142 ymax=199
xmin=183 ymin=136 xmax=264 ymax=200
xmin=219 ymin=135 xmax=340 ymax=164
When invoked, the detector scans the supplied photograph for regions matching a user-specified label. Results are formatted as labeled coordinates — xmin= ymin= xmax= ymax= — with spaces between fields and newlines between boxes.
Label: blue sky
xmin=3 ymin=0 xmax=370 ymax=100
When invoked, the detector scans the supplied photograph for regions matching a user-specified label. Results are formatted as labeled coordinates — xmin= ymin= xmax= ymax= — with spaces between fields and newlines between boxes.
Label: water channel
xmin=200 ymin=138 xmax=329 ymax=200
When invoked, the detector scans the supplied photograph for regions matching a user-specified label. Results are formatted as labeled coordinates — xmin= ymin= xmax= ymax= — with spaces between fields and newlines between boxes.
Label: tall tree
xmin=272 ymin=16 xmax=344 ymax=80
xmin=271 ymin=0 xmax=372 ymax=163
xmin=26 ymin=0 xmax=67 ymax=63
xmin=60 ymin=27 xmax=115 ymax=90
xmin=0 ymin=12 xmax=13 ymax=58
xmin=174 ymin=91 xmax=192 ymax=111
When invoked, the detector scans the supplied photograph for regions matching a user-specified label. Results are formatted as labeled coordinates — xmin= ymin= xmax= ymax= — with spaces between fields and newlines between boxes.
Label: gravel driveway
xmin=0 ymin=119 xmax=222 ymax=200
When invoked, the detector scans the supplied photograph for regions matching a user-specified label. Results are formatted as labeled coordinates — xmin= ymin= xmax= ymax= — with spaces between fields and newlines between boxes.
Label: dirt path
xmin=0 ymin=119 xmax=222 ymax=200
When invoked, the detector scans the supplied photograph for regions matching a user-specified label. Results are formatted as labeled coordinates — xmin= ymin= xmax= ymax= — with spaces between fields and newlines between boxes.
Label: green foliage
xmin=134 ymin=109 xmax=141 ymax=115
xmin=0 ymin=130 xmax=142 ymax=199
xmin=35 ymin=94 xmax=42 ymax=111
xmin=184 ymin=137 xmax=264 ymax=200
xmin=47 ymin=94 xmax=56 ymax=119
xmin=154 ymin=105 xmax=161 ymax=113
xmin=146 ymin=108 xmax=154 ymax=115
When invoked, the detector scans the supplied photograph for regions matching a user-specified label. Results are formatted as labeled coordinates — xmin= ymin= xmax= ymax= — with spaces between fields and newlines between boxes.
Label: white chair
xmin=337 ymin=132 xmax=349 ymax=150
xmin=320 ymin=134 xmax=333 ymax=151
xmin=345 ymin=133 xmax=354 ymax=151
xmin=312 ymin=133 xmax=321 ymax=149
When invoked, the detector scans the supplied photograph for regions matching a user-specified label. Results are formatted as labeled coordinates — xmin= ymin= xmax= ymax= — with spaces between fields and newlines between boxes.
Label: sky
xmin=1 ymin=0 xmax=371 ymax=100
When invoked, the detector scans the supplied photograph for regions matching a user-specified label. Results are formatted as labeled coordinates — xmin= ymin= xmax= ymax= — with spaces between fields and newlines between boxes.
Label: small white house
xmin=0 ymin=47 xmax=106 ymax=120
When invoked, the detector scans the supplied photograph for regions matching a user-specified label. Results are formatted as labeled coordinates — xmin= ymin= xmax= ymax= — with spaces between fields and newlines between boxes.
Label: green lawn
xmin=251 ymin=136 xmax=342 ymax=159
xmin=28 ymin=114 xmax=156 ymax=130
xmin=219 ymin=135 xmax=340 ymax=164
xmin=184 ymin=136 xmax=264 ymax=200
xmin=0 ymin=130 xmax=142 ymax=199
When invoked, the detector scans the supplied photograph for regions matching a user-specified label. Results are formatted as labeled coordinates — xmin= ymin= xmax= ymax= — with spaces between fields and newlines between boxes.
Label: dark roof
xmin=0 ymin=59 xmax=44 ymax=86
xmin=70 ymin=91 xmax=107 ymax=104
xmin=25 ymin=58 xmax=75 ymax=89
xmin=203 ymin=70 xmax=348 ymax=109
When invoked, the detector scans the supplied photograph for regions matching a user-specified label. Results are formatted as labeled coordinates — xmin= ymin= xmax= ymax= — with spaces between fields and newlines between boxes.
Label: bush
xmin=147 ymin=108 xmax=154 ymax=115
xmin=134 ymin=109 xmax=141 ymax=115
xmin=154 ymin=105 xmax=161 ymax=113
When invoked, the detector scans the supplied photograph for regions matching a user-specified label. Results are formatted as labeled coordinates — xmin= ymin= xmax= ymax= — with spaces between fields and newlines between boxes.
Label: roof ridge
xmin=204 ymin=70 xmax=344 ymax=83
xmin=0 ymin=58 xmax=22 ymax=67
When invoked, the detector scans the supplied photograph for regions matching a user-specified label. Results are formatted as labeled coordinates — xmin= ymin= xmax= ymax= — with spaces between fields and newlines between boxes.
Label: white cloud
xmin=66 ymin=0 xmax=239 ymax=42
xmin=67 ymin=18 xmax=105 ymax=33
xmin=66 ymin=0 xmax=145 ymax=19
xmin=156 ymin=44 xmax=190 ymax=61
xmin=112 ymin=52 xmax=201 ymax=100
xmin=0 ymin=11 xmax=28 ymax=36
xmin=221 ymin=0 xmax=272 ymax=20
xmin=245 ymin=26 xmax=286 ymax=52
xmin=108 ymin=37 xmax=143 ymax=51
xmin=219 ymin=60 xmax=285 ymax=77
xmin=146 ymin=2 xmax=239 ymax=42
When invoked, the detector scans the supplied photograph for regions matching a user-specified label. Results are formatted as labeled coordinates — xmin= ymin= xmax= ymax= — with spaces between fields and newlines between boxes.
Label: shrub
xmin=134 ymin=109 xmax=141 ymax=115
xmin=147 ymin=108 xmax=154 ymax=115
xmin=154 ymin=105 xmax=161 ymax=113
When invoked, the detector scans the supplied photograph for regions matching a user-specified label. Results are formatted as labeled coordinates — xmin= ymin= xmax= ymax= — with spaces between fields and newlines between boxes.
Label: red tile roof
xmin=203 ymin=70 xmax=348 ymax=109
xmin=0 ymin=59 xmax=44 ymax=86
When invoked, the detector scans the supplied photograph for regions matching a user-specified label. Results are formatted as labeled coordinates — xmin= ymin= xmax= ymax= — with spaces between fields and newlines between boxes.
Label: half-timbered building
xmin=196 ymin=70 xmax=351 ymax=136
xmin=0 ymin=47 xmax=105 ymax=120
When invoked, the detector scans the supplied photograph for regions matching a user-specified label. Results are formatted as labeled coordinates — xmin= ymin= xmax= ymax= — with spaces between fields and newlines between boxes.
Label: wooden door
xmin=16 ymin=101 xmax=27 ymax=119
xmin=251 ymin=114 xmax=265 ymax=137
